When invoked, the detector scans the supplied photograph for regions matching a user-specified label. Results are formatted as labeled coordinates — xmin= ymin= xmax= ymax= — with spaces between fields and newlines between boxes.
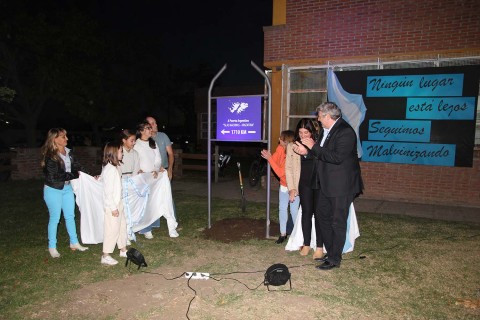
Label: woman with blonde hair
xmin=41 ymin=128 xmax=88 ymax=258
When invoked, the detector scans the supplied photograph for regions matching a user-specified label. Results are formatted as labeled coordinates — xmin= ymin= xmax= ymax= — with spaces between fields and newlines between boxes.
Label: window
xmin=286 ymin=68 xmax=327 ymax=131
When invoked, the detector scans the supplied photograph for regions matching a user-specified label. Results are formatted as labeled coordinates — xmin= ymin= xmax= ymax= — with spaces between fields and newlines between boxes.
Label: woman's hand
xmin=289 ymin=189 xmax=297 ymax=202
xmin=260 ymin=149 xmax=272 ymax=160
xmin=112 ymin=209 xmax=119 ymax=217
xmin=138 ymin=169 xmax=144 ymax=174
xmin=159 ymin=166 xmax=166 ymax=172
xmin=301 ymin=137 xmax=315 ymax=149
xmin=151 ymin=171 xmax=158 ymax=179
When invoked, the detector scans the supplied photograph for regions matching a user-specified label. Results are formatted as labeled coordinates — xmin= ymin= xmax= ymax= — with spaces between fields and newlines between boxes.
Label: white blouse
xmin=133 ymin=139 xmax=162 ymax=172
xmin=120 ymin=147 xmax=140 ymax=176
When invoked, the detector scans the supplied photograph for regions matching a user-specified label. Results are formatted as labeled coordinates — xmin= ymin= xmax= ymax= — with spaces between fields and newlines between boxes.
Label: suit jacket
xmin=309 ymin=118 xmax=363 ymax=198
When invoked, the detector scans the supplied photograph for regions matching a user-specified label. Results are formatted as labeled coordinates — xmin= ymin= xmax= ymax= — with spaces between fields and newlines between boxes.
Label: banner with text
xmin=216 ymin=96 xmax=262 ymax=141
xmin=335 ymin=65 xmax=480 ymax=167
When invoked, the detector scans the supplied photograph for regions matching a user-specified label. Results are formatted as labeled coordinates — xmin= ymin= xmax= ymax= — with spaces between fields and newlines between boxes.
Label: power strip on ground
xmin=185 ymin=272 xmax=210 ymax=280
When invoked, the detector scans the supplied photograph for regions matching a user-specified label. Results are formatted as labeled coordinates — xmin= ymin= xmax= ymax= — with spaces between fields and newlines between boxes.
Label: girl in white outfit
xmin=101 ymin=141 xmax=128 ymax=265
xmin=134 ymin=121 xmax=179 ymax=238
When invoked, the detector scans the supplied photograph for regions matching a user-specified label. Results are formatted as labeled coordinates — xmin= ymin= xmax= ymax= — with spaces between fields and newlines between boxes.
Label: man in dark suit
xmin=293 ymin=102 xmax=363 ymax=270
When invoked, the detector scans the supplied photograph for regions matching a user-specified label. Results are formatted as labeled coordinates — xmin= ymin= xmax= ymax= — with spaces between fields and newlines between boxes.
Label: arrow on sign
xmin=221 ymin=129 xmax=231 ymax=134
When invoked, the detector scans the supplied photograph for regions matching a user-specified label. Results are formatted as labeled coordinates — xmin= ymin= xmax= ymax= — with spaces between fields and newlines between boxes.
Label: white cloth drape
xmin=72 ymin=171 xmax=176 ymax=244
xmin=285 ymin=203 xmax=360 ymax=253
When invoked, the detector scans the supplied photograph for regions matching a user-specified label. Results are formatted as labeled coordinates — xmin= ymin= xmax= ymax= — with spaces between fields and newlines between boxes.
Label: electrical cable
xmin=210 ymin=269 xmax=267 ymax=276
xmin=126 ymin=232 xmax=480 ymax=319
xmin=209 ymin=276 xmax=264 ymax=290
xmin=185 ymin=274 xmax=196 ymax=320
xmin=139 ymin=270 xmax=186 ymax=280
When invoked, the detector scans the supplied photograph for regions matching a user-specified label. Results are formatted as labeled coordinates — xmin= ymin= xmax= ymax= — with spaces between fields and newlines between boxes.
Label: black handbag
xmin=264 ymin=263 xmax=291 ymax=291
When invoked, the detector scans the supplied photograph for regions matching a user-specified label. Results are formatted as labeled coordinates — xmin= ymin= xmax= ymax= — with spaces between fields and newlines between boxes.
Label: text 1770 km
xmin=231 ymin=130 xmax=247 ymax=134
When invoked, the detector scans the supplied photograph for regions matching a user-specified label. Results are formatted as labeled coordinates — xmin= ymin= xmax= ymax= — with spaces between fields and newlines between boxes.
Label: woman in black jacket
xmin=294 ymin=119 xmax=324 ymax=259
xmin=41 ymin=128 xmax=88 ymax=258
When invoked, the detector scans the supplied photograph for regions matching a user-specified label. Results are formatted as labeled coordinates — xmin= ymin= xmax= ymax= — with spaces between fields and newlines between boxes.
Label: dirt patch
xmin=27 ymin=220 xmax=385 ymax=320
xmin=34 ymin=245 xmax=343 ymax=320
xmin=203 ymin=218 xmax=280 ymax=242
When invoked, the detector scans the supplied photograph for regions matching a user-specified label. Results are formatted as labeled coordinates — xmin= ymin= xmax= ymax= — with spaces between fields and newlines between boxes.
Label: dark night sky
xmin=95 ymin=0 xmax=273 ymax=86
xmin=1 ymin=0 xmax=273 ymax=144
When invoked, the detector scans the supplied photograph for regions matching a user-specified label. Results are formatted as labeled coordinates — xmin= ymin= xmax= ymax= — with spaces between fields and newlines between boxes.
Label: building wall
xmin=263 ymin=0 xmax=480 ymax=208
xmin=264 ymin=0 xmax=480 ymax=65
xmin=360 ymin=149 xmax=480 ymax=207
xmin=272 ymin=0 xmax=286 ymax=26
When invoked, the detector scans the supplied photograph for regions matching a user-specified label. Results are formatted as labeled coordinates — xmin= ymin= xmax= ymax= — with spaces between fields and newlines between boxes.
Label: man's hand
xmin=292 ymin=141 xmax=308 ymax=155
xmin=167 ymin=167 xmax=173 ymax=180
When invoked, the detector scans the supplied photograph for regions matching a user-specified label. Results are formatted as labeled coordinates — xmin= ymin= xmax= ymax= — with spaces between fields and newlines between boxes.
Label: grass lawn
xmin=0 ymin=179 xmax=479 ymax=319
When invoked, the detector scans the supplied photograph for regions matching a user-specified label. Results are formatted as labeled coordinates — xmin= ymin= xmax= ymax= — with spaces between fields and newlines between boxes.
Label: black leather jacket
xmin=43 ymin=151 xmax=83 ymax=190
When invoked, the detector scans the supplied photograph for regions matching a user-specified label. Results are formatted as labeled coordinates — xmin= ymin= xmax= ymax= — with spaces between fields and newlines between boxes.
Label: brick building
xmin=263 ymin=0 xmax=480 ymax=207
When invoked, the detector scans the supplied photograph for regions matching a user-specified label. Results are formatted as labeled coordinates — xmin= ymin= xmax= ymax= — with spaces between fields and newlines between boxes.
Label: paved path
xmin=172 ymin=173 xmax=480 ymax=223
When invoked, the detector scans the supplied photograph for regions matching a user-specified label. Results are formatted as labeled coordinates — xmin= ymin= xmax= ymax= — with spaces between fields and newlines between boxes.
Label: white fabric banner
xmin=72 ymin=171 xmax=176 ymax=244
xmin=285 ymin=203 xmax=360 ymax=253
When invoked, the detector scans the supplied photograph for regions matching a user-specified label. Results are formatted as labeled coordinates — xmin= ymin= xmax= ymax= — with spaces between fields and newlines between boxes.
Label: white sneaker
xmin=101 ymin=255 xmax=118 ymax=265
xmin=143 ymin=231 xmax=154 ymax=239
xmin=70 ymin=243 xmax=89 ymax=251
xmin=49 ymin=248 xmax=60 ymax=258
xmin=169 ymin=230 xmax=179 ymax=238
xmin=119 ymin=250 xmax=127 ymax=258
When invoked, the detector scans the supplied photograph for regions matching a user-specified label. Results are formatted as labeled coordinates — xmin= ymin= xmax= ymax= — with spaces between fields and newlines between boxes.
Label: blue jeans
xmin=138 ymin=218 xmax=160 ymax=234
xmin=43 ymin=184 xmax=80 ymax=248
xmin=279 ymin=187 xmax=300 ymax=235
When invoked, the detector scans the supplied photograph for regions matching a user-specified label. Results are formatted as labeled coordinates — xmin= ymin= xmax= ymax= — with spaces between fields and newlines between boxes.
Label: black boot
xmin=275 ymin=235 xmax=287 ymax=244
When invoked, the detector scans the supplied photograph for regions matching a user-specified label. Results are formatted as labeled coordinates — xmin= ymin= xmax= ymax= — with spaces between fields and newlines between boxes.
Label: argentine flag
xmin=327 ymin=69 xmax=367 ymax=158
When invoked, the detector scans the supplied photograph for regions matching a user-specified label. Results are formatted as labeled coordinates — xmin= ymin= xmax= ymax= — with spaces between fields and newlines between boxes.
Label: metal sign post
xmin=206 ymin=61 xmax=272 ymax=238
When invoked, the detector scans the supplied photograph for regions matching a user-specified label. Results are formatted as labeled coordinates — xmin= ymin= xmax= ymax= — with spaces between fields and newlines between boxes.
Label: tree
xmin=0 ymin=1 xmax=106 ymax=146
xmin=0 ymin=86 xmax=15 ymax=104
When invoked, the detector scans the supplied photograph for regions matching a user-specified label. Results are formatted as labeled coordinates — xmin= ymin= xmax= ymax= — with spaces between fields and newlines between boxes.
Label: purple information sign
xmin=216 ymin=96 xmax=262 ymax=141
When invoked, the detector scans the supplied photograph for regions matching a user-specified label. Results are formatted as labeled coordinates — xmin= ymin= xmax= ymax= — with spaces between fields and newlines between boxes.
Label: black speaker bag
xmin=264 ymin=263 xmax=290 ymax=286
